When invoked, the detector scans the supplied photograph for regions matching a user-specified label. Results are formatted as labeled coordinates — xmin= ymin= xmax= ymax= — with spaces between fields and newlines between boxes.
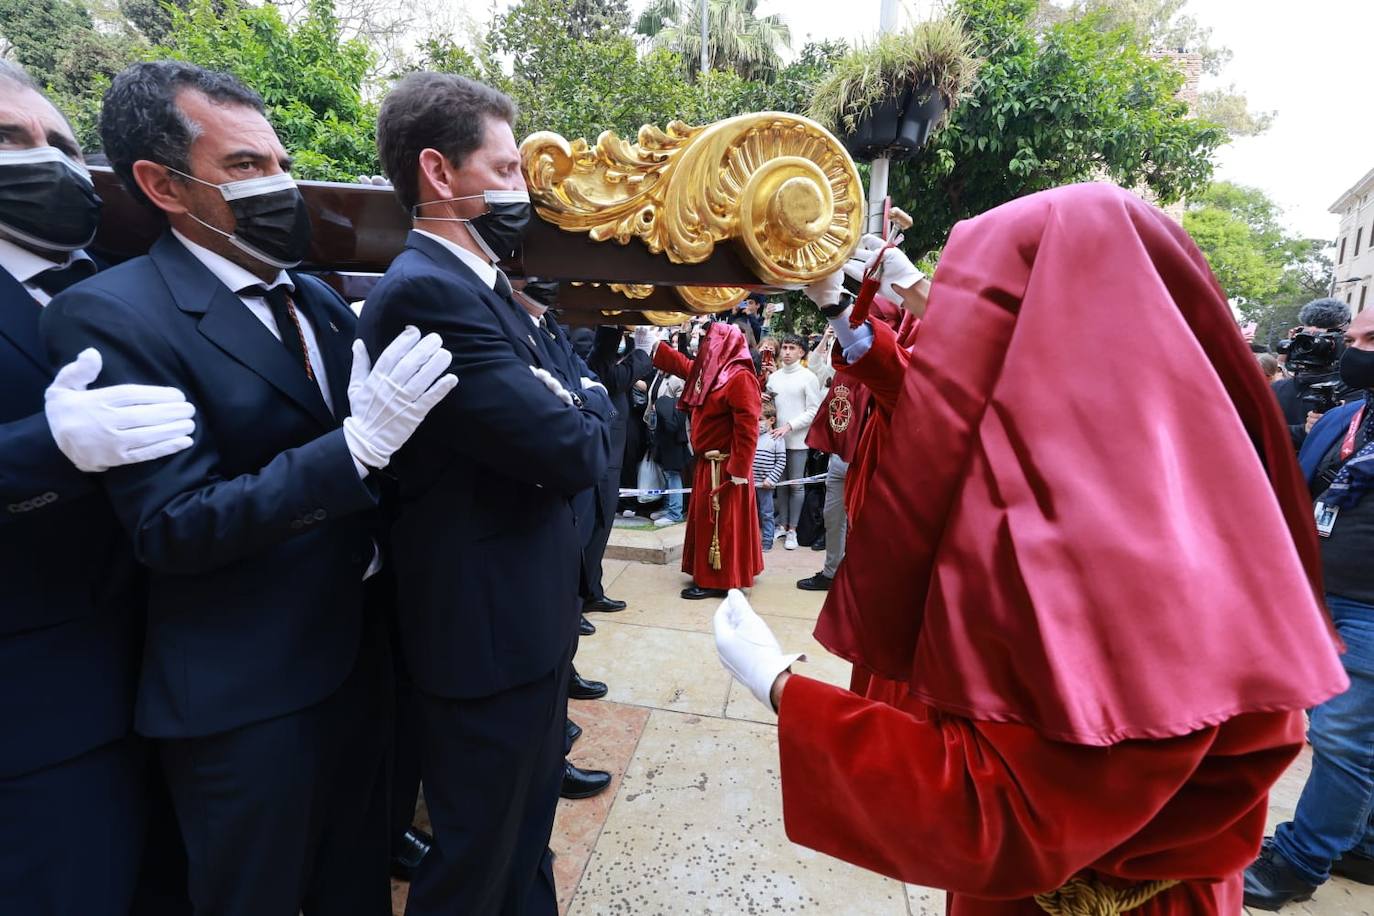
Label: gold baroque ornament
xmin=521 ymin=112 xmax=864 ymax=286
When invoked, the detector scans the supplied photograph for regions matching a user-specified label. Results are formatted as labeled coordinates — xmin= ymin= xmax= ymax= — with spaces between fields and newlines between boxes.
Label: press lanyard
xmin=1340 ymin=406 xmax=1366 ymax=461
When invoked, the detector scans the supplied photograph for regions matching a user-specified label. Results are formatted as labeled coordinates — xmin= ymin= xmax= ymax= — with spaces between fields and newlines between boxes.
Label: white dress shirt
xmin=413 ymin=229 xmax=498 ymax=289
xmin=171 ymin=229 xmax=334 ymax=409
xmin=0 ymin=237 xmax=95 ymax=306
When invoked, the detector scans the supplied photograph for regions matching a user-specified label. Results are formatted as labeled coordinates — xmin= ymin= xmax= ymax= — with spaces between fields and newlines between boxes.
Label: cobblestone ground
xmin=391 ymin=542 xmax=1373 ymax=916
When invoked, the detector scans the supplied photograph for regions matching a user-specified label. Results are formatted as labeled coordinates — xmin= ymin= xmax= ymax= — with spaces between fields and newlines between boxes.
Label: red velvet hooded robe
xmin=653 ymin=324 xmax=764 ymax=589
xmin=777 ymin=184 xmax=1348 ymax=914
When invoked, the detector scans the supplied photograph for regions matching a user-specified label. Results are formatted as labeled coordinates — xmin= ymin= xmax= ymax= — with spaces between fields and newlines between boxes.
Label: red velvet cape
xmin=653 ymin=343 xmax=763 ymax=589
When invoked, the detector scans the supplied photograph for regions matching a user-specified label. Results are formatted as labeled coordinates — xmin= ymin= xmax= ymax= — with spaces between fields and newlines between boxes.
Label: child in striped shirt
xmin=754 ymin=404 xmax=787 ymax=552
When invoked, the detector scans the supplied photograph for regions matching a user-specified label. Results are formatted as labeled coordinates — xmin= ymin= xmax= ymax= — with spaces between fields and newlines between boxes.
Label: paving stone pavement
xmin=392 ymin=543 xmax=1373 ymax=915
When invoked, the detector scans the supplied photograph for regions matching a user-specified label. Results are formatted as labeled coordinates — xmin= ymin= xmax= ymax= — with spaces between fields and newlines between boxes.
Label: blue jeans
xmin=1272 ymin=594 xmax=1374 ymax=885
xmin=756 ymin=485 xmax=775 ymax=546
xmin=662 ymin=470 xmax=684 ymax=522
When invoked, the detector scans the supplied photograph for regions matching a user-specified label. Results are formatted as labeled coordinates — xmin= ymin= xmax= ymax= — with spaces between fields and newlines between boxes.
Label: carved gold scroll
xmin=521 ymin=111 xmax=864 ymax=318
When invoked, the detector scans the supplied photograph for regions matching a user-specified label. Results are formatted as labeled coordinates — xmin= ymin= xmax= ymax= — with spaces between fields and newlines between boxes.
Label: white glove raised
xmin=632 ymin=326 xmax=658 ymax=353
xmin=842 ymin=234 xmax=924 ymax=304
xmin=530 ymin=366 xmax=574 ymax=407
xmin=343 ymin=327 xmax=457 ymax=471
xmin=804 ymin=269 xmax=844 ymax=308
xmin=580 ymin=376 xmax=607 ymax=394
xmin=714 ymin=589 xmax=804 ymax=711
xmin=44 ymin=348 xmax=196 ymax=473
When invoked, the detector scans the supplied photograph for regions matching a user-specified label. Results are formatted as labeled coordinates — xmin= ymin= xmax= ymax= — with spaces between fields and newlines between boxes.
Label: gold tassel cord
xmin=703 ymin=450 xmax=728 ymax=571
xmin=1034 ymin=876 xmax=1179 ymax=916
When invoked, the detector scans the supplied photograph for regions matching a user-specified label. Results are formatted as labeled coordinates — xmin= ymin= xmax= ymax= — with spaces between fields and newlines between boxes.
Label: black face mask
xmin=413 ymin=190 xmax=532 ymax=262
xmin=1339 ymin=346 xmax=1374 ymax=392
xmin=169 ymin=168 xmax=312 ymax=269
xmin=0 ymin=147 xmax=102 ymax=252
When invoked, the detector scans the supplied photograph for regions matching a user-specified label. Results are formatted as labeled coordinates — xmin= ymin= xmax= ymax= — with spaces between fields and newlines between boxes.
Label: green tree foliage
xmin=154 ymin=0 xmax=378 ymax=180
xmin=635 ymin=0 xmax=790 ymax=81
xmin=1184 ymin=181 xmax=1334 ymax=346
xmin=886 ymin=0 xmax=1225 ymax=256
xmin=0 ymin=0 xmax=95 ymax=78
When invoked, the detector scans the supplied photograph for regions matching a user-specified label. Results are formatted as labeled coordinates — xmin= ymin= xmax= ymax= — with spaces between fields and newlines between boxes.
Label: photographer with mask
xmin=1273 ymin=298 xmax=1357 ymax=447
xmin=1245 ymin=304 xmax=1374 ymax=909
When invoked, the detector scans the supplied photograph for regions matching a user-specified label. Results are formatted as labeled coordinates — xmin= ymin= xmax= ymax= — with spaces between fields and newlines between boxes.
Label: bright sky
xmin=467 ymin=0 xmax=1374 ymax=242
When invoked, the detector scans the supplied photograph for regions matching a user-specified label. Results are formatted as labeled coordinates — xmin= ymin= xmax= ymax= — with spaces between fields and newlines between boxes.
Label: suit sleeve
xmin=653 ymin=343 xmax=693 ymax=380
xmin=0 ymin=411 xmax=94 ymax=524
xmin=41 ymin=286 xmax=377 ymax=575
xmin=776 ymin=675 xmax=1298 ymax=897
xmin=367 ymin=274 xmax=611 ymax=496
xmin=724 ymin=375 xmax=760 ymax=481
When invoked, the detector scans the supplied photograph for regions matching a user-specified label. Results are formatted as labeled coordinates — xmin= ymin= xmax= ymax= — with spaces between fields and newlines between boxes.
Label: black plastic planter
xmin=841 ymin=82 xmax=949 ymax=162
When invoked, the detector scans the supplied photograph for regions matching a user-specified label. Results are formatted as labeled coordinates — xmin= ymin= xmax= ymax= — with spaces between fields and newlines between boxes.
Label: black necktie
xmin=242 ymin=284 xmax=315 ymax=380
xmin=33 ymin=259 xmax=96 ymax=297
xmin=493 ymin=270 xmax=514 ymax=303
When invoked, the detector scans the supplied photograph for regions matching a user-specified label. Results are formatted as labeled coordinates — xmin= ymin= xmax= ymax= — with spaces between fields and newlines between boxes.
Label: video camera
xmin=1301 ymin=379 xmax=1354 ymax=414
xmin=1278 ymin=330 xmax=1345 ymax=373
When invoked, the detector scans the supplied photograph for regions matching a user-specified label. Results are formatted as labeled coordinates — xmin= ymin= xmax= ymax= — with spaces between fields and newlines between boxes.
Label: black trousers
xmin=160 ymin=610 xmax=393 ymax=916
xmin=583 ymin=465 xmax=622 ymax=601
xmin=405 ymin=645 xmax=572 ymax=916
xmin=0 ymin=735 xmax=148 ymax=915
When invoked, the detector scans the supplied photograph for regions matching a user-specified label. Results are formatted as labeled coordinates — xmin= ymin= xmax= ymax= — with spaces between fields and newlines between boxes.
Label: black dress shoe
xmin=579 ymin=614 xmax=596 ymax=636
xmin=1244 ymin=844 xmax=1318 ymax=910
xmin=1333 ymin=849 xmax=1374 ymax=884
xmin=583 ymin=596 xmax=627 ymax=613
xmin=680 ymin=584 xmax=728 ymax=600
xmin=390 ymin=826 xmax=433 ymax=881
xmin=569 ymin=670 xmax=608 ymax=700
xmin=796 ymin=572 xmax=833 ymax=591
xmin=560 ymin=762 xmax=612 ymax=799
xmin=811 ymin=535 xmax=826 ymax=550
xmin=566 ymin=718 xmax=583 ymax=748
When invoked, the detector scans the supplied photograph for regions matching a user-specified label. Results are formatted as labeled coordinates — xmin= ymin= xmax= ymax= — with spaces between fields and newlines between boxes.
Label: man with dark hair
xmin=1273 ymin=297 xmax=1356 ymax=447
xmin=360 ymin=72 xmax=612 ymax=915
xmin=0 ymin=58 xmax=197 ymax=916
xmin=41 ymin=60 xmax=455 ymax=916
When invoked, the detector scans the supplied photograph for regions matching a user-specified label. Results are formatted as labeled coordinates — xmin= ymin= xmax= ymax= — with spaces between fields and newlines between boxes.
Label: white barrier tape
xmin=619 ymin=472 xmax=827 ymax=498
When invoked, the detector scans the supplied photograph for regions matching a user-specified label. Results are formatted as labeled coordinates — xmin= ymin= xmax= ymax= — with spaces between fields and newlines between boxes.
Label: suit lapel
xmin=150 ymin=234 xmax=335 ymax=430
xmin=0 ymin=268 xmax=50 ymax=378
xmin=404 ymin=231 xmax=546 ymax=368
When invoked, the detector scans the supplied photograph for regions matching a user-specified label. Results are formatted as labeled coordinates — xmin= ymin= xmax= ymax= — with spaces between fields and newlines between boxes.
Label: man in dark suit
xmin=0 ymin=60 xmax=198 ymax=916
xmin=582 ymin=324 xmax=654 ymax=611
xmin=42 ymin=61 xmax=455 ymax=916
xmin=360 ymin=72 xmax=612 ymax=915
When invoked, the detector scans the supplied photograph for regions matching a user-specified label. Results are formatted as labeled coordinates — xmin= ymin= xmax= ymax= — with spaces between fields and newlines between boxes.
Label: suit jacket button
xmin=312 ymin=508 xmax=328 ymax=521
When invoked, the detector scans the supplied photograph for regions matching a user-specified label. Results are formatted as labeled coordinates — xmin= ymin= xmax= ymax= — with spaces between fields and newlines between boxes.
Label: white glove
xmin=580 ymin=376 xmax=607 ymax=394
xmin=343 ymin=327 xmax=457 ymax=471
xmin=44 ymin=348 xmax=196 ymax=473
xmin=633 ymin=326 xmax=657 ymax=353
xmin=804 ymin=269 xmax=844 ymax=308
xmin=530 ymin=366 xmax=574 ymax=406
xmin=842 ymin=234 xmax=924 ymax=304
xmin=714 ymin=589 xmax=804 ymax=711
xmin=730 ymin=476 xmax=749 ymax=486
xmin=356 ymin=175 xmax=390 ymax=186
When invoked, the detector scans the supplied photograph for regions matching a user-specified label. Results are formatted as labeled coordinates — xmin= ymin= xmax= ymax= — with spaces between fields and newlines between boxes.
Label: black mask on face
xmin=413 ymin=189 xmax=531 ymax=262
xmin=1339 ymin=346 xmax=1374 ymax=392
xmin=168 ymin=167 xmax=312 ymax=269
xmin=0 ymin=147 xmax=102 ymax=252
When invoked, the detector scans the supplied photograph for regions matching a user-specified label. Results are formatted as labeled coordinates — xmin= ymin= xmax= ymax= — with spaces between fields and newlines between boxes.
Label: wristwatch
xmin=819 ymin=291 xmax=854 ymax=320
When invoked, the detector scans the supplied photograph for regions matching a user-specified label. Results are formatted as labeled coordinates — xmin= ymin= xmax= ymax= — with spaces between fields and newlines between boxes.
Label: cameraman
xmin=1244 ymin=305 xmax=1374 ymax=908
xmin=1273 ymin=298 xmax=1356 ymax=447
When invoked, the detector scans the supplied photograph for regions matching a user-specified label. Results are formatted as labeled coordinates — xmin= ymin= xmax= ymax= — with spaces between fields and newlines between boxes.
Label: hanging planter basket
xmin=807 ymin=15 xmax=979 ymax=164
xmin=842 ymin=82 xmax=949 ymax=161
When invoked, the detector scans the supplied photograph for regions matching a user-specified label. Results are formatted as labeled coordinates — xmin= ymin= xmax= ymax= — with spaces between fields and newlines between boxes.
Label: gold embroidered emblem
xmin=694 ymin=375 xmax=703 ymax=395
xmin=828 ymin=384 xmax=853 ymax=433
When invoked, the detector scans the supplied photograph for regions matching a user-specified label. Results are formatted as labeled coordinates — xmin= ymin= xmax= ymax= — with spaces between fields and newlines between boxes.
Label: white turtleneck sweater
xmin=765 ymin=360 xmax=822 ymax=450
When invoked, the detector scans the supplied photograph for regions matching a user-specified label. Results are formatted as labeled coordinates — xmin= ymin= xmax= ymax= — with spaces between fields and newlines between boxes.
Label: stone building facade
xmin=1330 ymin=168 xmax=1374 ymax=316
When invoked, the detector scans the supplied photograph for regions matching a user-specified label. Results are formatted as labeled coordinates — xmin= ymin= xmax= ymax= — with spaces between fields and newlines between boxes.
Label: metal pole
xmin=700 ymin=0 xmax=709 ymax=75
xmin=867 ymin=0 xmax=901 ymax=233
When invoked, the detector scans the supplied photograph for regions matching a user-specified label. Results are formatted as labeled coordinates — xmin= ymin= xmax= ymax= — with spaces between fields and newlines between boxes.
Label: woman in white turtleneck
xmin=764 ymin=335 xmax=822 ymax=550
